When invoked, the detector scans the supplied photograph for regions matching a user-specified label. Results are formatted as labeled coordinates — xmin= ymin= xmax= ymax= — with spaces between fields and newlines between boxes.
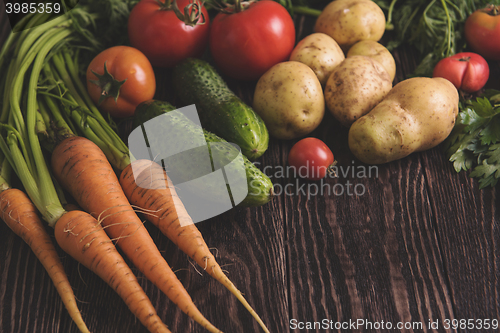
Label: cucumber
xmin=129 ymin=100 xmax=274 ymax=208
xmin=172 ymin=58 xmax=269 ymax=160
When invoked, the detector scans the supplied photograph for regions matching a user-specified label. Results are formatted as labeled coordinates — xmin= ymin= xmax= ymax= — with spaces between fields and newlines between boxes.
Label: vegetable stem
xmin=439 ymin=0 xmax=453 ymax=58
xmin=26 ymin=28 xmax=73 ymax=225
xmin=385 ymin=0 xmax=398 ymax=30
xmin=290 ymin=6 xmax=321 ymax=17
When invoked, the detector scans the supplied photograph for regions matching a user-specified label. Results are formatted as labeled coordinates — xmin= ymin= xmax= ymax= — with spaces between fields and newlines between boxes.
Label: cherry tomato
xmin=86 ymin=46 xmax=156 ymax=118
xmin=128 ymin=0 xmax=210 ymax=68
xmin=210 ymin=0 xmax=295 ymax=81
xmin=288 ymin=138 xmax=335 ymax=181
xmin=432 ymin=52 xmax=489 ymax=93
xmin=464 ymin=5 xmax=500 ymax=61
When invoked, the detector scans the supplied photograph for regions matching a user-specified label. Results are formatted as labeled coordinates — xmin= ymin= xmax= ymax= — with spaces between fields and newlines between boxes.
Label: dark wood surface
xmin=1 ymin=4 xmax=499 ymax=333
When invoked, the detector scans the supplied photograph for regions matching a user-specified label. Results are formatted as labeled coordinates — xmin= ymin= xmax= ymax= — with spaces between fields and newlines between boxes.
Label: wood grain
xmin=0 ymin=4 xmax=499 ymax=333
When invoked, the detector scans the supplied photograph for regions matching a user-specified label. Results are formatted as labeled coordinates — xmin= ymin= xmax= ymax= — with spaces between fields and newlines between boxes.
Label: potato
xmin=324 ymin=55 xmax=392 ymax=127
xmin=289 ymin=33 xmax=345 ymax=86
xmin=314 ymin=0 xmax=386 ymax=51
xmin=253 ymin=61 xmax=325 ymax=140
xmin=348 ymin=77 xmax=459 ymax=164
xmin=347 ymin=40 xmax=396 ymax=82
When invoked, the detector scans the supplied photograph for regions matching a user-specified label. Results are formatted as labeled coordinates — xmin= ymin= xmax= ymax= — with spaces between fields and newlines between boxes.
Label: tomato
xmin=464 ymin=5 xmax=500 ymax=61
xmin=209 ymin=0 xmax=295 ymax=81
xmin=128 ymin=0 xmax=210 ymax=68
xmin=86 ymin=46 xmax=156 ymax=118
xmin=288 ymin=138 xmax=335 ymax=181
xmin=432 ymin=52 xmax=489 ymax=93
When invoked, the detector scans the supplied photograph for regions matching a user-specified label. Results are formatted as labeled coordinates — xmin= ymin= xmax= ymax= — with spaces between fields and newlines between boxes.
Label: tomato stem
xmin=234 ymin=0 xmax=241 ymax=12
xmin=88 ymin=62 xmax=127 ymax=105
xmin=155 ymin=0 xmax=207 ymax=26
xmin=327 ymin=161 xmax=338 ymax=178
xmin=209 ymin=0 xmax=256 ymax=15
xmin=156 ymin=0 xmax=172 ymax=9
xmin=484 ymin=4 xmax=499 ymax=16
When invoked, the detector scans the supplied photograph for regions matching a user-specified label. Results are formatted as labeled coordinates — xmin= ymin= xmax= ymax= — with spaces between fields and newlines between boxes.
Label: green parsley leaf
xmin=444 ymin=90 xmax=500 ymax=188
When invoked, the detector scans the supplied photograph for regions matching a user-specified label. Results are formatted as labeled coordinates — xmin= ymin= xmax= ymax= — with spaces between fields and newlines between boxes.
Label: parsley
xmin=444 ymin=90 xmax=500 ymax=188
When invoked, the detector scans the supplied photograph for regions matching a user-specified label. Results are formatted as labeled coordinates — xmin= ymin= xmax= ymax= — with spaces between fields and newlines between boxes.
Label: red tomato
xmin=86 ymin=46 xmax=156 ymax=118
xmin=432 ymin=52 xmax=489 ymax=93
xmin=128 ymin=0 xmax=210 ymax=68
xmin=464 ymin=5 xmax=500 ymax=61
xmin=288 ymin=138 xmax=335 ymax=181
xmin=210 ymin=0 xmax=296 ymax=81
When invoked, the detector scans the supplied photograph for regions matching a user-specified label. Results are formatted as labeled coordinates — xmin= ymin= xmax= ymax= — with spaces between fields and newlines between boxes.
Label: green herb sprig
xmin=374 ymin=0 xmax=499 ymax=77
xmin=444 ymin=90 xmax=500 ymax=188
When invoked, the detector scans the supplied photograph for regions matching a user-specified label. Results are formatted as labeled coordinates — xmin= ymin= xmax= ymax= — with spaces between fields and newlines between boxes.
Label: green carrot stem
xmin=46 ymin=51 xmax=132 ymax=169
xmin=25 ymin=28 xmax=73 ymax=226
xmin=41 ymin=95 xmax=77 ymax=137
xmin=0 ymin=12 xmax=43 ymax=72
xmin=291 ymin=6 xmax=321 ymax=16
xmin=50 ymin=54 xmax=118 ymax=145
xmin=10 ymin=26 xmax=69 ymax=150
xmin=1 ymin=130 xmax=42 ymax=208
xmin=37 ymin=99 xmax=58 ymax=152
xmin=60 ymin=49 xmax=108 ymax=124
xmin=60 ymin=48 xmax=130 ymax=154
xmin=35 ymin=105 xmax=48 ymax=137
xmin=0 ymin=151 xmax=12 ymax=191
xmin=1 ymin=14 xmax=70 ymax=123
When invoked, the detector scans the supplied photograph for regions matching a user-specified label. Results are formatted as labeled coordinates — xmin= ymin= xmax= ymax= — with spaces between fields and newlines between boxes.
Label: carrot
xmin=54 ymin=209 xmax=171 ymax=333
xmin=43 ymin=47 xmax=271 ymax=332
xmin=0 ymin=132 xmax=171 ymax=333
xmin=120 ymin=159 xmax=271 ymax=333
xmin=0 ymin=186 xmax=90 ymax=333
xmin=0 ymin=15 xmax=171 ymax=333
xmin=51 ymin=135 xmax=222 ymax=333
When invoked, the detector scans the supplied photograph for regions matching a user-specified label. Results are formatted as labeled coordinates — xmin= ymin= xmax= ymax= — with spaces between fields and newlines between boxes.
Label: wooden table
xmin=1 ymin=4 xmax=499 ymax=333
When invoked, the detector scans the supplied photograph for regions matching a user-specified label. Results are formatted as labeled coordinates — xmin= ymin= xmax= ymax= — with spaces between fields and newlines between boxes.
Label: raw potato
xmin=253 ymin=61 xmax=325 ymax=140
xmin=324 ymin=55 xmax=392 ymax=127
xmin=348 ymin=77 xmax=459 ymax=164
xmin=347 ymin=40 xmax=396 ymax=81
xmin=289 ymin=33 xmax=345 ymax=86
xmin=314 ymin=0 xmax=386 ymax=51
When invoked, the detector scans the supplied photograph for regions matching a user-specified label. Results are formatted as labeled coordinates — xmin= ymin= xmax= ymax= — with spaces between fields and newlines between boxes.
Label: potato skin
xmin=348 ymin=77 xmax=459 ymax=164
xmin=346 ymin=40 xmax=396 ymax=82
xmin=289 ymin=33 xmax=345 ymax=86
xmin=253 ymin=61 xmax=325 ymax=140
xmin=314 ymin=0 xmax=386 ymax=51
xmin=325 ymin=55 xmax=392 ymax=127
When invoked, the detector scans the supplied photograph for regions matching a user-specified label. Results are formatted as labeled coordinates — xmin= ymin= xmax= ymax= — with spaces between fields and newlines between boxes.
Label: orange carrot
xmin=54 ymin=209 xmax=171 ymax=333
xmin=51 ymin=136 xmax=221 ymax=333
xmin=0 ymin=187 xmax=90 ymax=333
xmin=120 ymin=159 xmax=270 ymax=333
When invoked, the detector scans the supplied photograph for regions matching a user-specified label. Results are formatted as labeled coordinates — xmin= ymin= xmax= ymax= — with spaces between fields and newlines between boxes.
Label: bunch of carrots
xmin=0 ymin=3 xmax=269 ymax=333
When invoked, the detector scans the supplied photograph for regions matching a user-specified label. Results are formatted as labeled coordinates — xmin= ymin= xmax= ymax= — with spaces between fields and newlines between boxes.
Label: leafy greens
xmin=374 ymin=0 xmax=500 ymax=77
xmin=444 ymin=90 xmax=500 ymax=188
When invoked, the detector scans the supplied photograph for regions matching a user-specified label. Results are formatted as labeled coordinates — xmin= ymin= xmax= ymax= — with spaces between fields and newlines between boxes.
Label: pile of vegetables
xmin=0 ymin=1 xmax=273 ymax=332
xmin=1 ymin=0 xmax=500 ymax=331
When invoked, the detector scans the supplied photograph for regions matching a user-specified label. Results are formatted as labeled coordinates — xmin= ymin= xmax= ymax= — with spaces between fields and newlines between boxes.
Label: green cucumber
xmin=172 ymin=58 xmax=269 ymax=160
xmin=130 ymin=100 xmax=274 ymax=208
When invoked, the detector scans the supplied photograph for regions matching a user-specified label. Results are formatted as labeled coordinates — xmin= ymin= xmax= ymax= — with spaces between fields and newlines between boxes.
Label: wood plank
xmin=281 ymin=130 xmax=456 ymax=332
xmin=422 ymin=148 xmax=499 ymax=325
